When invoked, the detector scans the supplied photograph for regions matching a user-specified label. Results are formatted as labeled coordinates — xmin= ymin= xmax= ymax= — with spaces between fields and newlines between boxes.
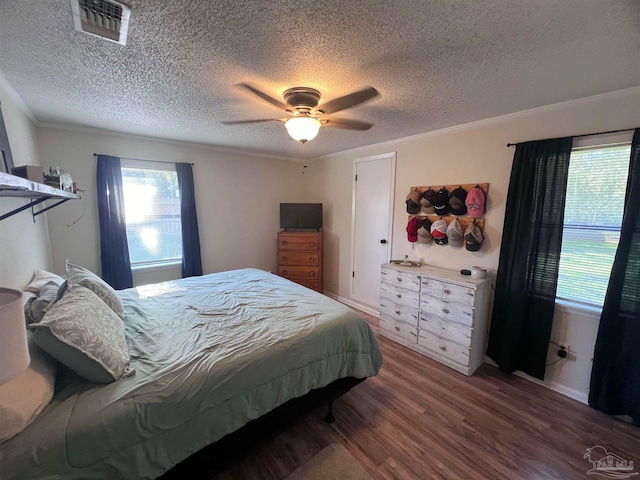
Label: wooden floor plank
xmin=213 ymin=309 xmax=640 ymax=480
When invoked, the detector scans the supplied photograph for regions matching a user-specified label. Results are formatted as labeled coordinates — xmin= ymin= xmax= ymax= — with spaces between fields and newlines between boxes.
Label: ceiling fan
xmin=223 ymin=84 xmax=379 ymax=143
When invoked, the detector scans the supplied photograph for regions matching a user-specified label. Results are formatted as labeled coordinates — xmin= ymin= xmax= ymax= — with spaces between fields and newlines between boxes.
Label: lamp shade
xmin=0 ymin=287 xmax=30 ymax=384
xmin=284 ymin=117 xmax=321 ymax=143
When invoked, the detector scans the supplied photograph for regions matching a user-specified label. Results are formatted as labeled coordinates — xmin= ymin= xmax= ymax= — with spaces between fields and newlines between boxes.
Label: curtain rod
xmin=506 ymin=128 xmax=635 ymax=147
xmin=93 ymin=153 xmax=194 ymax=166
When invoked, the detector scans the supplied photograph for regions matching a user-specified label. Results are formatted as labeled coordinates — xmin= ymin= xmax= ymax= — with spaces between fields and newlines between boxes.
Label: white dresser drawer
xmin=419 ymin=313 xmax=472 ymax=347
xmin=381 ymin=267 xmax=421 ymax=292
xmin=380 ymin=315 xmax=418 ymax=343
xmin=379 ymin=299 xmax=419 ymax=326
xmin=380 ymin=283 xmax=420 ymax=309
xmin=420 ymin=297 xmax=474 ymax=327
xmin=418 ymin=330 xmax=470 ymax=366
xmin=421 ymin=278 xmax=476 ymax=306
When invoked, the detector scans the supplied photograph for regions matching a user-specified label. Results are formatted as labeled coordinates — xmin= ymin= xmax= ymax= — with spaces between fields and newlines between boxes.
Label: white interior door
xmin=351 ymin=153 xmax=396 ymax=309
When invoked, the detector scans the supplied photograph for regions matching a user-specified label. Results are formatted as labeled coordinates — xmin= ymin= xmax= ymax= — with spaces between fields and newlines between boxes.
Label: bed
xmin=0 ymin=268 xmax=382 ymax=479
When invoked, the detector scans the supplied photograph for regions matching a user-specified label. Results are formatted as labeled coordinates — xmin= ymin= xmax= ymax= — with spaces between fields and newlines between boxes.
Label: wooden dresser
xmin=379 ymin=263 xmax=490 ymax=375
xmin=277 ymin=231 xmax=323 ymax=292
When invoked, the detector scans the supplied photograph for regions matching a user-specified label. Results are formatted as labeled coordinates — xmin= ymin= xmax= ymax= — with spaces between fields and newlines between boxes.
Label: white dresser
xmin=379 ymin=263 xmax=491 ymax=376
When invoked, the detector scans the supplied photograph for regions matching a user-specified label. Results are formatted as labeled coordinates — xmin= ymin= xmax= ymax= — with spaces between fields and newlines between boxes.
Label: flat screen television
xmin=280 ymin=203 xmax=323 ymax=230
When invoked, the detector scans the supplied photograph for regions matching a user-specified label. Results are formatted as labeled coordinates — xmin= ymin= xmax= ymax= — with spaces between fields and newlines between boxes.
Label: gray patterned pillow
xmin=66 ymin=260 xmax=125 ymax=319
xmin=29 ymin=286 xmax=133 ymax=383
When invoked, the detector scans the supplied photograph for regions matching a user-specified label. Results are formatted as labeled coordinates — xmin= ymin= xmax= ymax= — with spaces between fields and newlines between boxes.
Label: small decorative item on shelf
xmin=11 ymin=165 xmax=44 ymax=183
xmin=45 ymin=167 xmax=74 ymax=192
xmin=390 ymin=256 xmax=422 ymax=267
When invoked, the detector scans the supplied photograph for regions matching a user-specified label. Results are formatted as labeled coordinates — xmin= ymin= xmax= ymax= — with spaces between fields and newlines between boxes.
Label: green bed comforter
xmin=0 ymin=268 xmax=382 ymax=479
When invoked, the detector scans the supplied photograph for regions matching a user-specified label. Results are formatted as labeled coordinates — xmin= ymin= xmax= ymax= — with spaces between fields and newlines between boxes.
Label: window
xmin=556 ymin=141 xmax=631 ymax=308
xmin=120 ymin=160 xmax=182 ymax=267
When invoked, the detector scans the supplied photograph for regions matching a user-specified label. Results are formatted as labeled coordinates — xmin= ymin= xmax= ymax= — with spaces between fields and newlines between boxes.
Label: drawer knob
xmin=310 ymin=257 xmax=315 ymax=262
xmin=310 ymin=242 xmax=316 ymax=247
xmin=439 ymin=345 xmax=447 ymax=352
xmin=397 ymin=277 xmax=402 ymax=282
xmin=310 ymin=271 xmax=315 ymax=276
xmin=443 ymin=289 xmax=451 ymax=294
xmin=396 ymin=294 xmax=402 ymax=298
xmin=282 ymin=241 xmax=288 ymax=246
xmin=395 ymin=310 xmax=401 ymax=315
xmin=283 ymin=270 xmax=288 ymax=275
xmin=442 ymin=308 xmax=450 ymax=314
xmin=282 ymin=256 xmax=287 ymax=261
xmin=395 ymin=326 xmax=400 ymax=331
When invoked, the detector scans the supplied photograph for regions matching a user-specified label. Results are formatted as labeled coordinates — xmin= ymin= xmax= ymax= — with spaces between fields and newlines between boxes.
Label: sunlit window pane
xmin=557 ymin=144 xmax=630 ymax=307
xmin=121 ymin=166 xmax=182 ymax=265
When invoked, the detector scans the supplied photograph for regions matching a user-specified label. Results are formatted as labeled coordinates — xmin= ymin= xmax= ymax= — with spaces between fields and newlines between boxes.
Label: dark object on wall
xmin=280 ymin=203 xmax=323 ymax=230
xmin=11 ymin=165 xmax=44 ymax=183
xmin=487 ymin=136 xmax=573 ymax=380
xmin=96 ymin=154 xmax=133 ymax=290
xmin=589 ymin=128 xmax=640 ymax=425
xmin=176 ymin=163 xmax=203 ymax=278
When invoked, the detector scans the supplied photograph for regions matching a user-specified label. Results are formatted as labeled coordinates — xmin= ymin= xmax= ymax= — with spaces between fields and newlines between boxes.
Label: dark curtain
xmin=96 ymin=155 xmax=133 ymax=289
xmin=589 ymin=129 xmax=640 ymax=425
xmin=487 ymin=137 xmax=573 ymax=379
xmin=176 ymin=163 xmax=203 ymax=278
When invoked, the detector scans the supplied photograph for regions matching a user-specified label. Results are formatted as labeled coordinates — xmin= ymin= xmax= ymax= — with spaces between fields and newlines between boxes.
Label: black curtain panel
xmin=176 ymin=163 xmax=203 ymax=278
xmin=589 ymin=129 xmax=640 ymax=425
xmin=487 ymin=137 xmax=573 ymax=380
xmin=96 ymin=155 xmax=133 ymax=289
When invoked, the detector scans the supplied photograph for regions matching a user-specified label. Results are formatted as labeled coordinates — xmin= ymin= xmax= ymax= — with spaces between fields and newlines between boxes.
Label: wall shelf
xmin=0 ymin=172 xmax=78 ymax=221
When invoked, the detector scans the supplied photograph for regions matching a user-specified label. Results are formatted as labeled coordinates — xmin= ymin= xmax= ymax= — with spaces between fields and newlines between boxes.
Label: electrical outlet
xmin=558 ymin=343 xmax=570 ymax=353
xmin=557 ymin=343 xmax=576 ymax=361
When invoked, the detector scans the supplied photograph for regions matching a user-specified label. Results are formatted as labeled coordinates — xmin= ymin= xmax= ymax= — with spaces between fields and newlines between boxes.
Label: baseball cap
xmin=406 ymin=217 xmax=419 ymax=242
xmin=464 ymin=221 xmax=484 ymax=251
xmin=449 ymin=187 xmax=468 ymax=216
xmin=406 ymin=189 xmax=421 ymax=214
xmin=466 ymin=186 xmax=485 ymax=218
xmin=419 ymin=189 xmax=436 ymax=214
xmin=432 ymin=187 xmax=450 ymax=216
xmin=430 ymin=218 xmax=448 ymax=245
xmin=446 ymin=218 xmax=464 ymax=246
xmin=417 ymin=218 xmax=432 ymax=243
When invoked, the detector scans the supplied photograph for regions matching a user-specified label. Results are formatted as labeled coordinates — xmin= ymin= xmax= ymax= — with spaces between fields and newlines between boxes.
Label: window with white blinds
xmin=120 ymin=161 xmax=182 ymax=267
xmin=556 ymin=143 xmax=631 ymax=307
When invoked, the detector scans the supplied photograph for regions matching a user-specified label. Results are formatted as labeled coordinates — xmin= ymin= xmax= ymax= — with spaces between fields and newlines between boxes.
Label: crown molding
xmin=311 ymin=85 xmax=640 ymax=162
xmin=36 ymin=122 xmax=299 ymax=162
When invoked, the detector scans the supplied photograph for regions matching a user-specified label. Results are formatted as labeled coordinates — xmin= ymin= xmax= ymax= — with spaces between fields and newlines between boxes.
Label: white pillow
xmin=0 ymin=333 xmax=56 ymax=444
xmin=24 ymin=270 xmax=65 ymax=294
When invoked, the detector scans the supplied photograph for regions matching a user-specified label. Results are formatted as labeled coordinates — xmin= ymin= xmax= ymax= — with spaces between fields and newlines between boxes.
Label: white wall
xmin=37 ymin=127 xmax=306 ymax=285
xmin=306 ymin=86 xmax=640 ymax=403
xmin=0 ymin=84 xmax=52 ymax=290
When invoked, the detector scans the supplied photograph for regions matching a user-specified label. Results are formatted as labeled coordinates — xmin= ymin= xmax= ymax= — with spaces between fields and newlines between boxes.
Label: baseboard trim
xmin=484 ymin=356 xmax=588 ymax=404
xmin=323 ymin=291 xmax=380 ymax=317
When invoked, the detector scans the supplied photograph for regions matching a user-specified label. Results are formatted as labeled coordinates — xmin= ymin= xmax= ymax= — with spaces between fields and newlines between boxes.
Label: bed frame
xmin=159 ymin=376 xmax=365 ymax=479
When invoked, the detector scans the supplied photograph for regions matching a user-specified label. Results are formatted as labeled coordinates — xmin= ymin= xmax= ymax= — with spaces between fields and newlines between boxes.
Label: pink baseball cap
xmin=465 ymin=186 xmax=485 ymax=217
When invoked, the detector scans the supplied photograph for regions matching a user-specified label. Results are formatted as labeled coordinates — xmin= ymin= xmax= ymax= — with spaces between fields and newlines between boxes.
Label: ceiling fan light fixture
xmin=285 ymin=117 xmax=321 ymax=143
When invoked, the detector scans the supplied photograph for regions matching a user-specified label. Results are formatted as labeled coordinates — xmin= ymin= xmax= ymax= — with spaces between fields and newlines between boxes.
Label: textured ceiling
xmin=0 ymin=0 xmax=639 ymax=159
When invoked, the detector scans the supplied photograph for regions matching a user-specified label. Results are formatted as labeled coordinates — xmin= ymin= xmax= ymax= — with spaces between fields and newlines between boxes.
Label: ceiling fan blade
xmin=237 ymin=83 xmax=287 ymax=110
xmin=222 ymin=118 xmax=285 ymax=125
xmin=318 ymin=87 xmax=379 ymax=115
xmin=322 ymin=118 xmax=373 ymax=131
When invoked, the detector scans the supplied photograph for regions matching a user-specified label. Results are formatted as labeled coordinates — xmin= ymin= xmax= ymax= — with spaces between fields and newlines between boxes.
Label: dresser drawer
xmin=292 ymin=279 xmax=320 ymax=291
xmin=421 ymin=278 xmax=476 ymax=306
xmin=380 ymin=315 xmax=418 ymax=343
xmin=419 ymin=313 xmax=472 ymax=347
xmin=278 ymin=266 xmax=320 ymax=278
xmin=380 ymin=283 xmax=420 ymax=309
xmin=418 ymin=330 xmax=470 ymax=366
xmin=379 ymin=299 xmax=419 ymax=326
xmin=279 ymin=252 xmax=319 ymax=266
xmin=420 ymin=297 xmax=474 ymax=327
xmin=381 ymin=267 xmax=421 ymax=292
xmin=278 ymin=235 xmax=321 ymax=251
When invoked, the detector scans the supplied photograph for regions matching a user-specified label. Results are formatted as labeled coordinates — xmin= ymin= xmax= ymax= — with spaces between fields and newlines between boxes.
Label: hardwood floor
xmin=216 ymin=310 xmax=639 ymax=480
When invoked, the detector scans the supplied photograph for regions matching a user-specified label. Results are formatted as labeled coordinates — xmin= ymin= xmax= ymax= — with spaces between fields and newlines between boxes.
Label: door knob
xmin=380 ymin=239 xmax=387 ymax=244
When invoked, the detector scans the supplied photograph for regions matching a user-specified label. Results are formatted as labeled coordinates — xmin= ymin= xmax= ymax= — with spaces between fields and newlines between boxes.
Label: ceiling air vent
xmin=70 ymin=0 xmax=132 ymax=45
